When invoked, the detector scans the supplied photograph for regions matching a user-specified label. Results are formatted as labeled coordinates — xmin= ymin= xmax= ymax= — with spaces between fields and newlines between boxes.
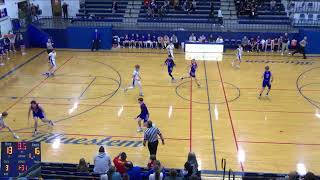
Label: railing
xmin=32 ymin=16 xmax=296 ymax=33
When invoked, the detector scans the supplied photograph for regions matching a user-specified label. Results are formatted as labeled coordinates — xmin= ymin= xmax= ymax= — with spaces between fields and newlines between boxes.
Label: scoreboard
xmin=1 ymin=142 xmax=41 ymax=177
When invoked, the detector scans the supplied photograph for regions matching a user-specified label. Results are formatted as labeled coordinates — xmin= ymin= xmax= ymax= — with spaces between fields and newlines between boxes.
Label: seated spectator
xmin=217 ymin=8 xmax=223 ymax=24
xmin=149 ymin=165 xmax=163 ymax=180
xmin=187 ymin=152 xmax=199 ymax=175
xmin=130 ymin=34 xmax=136 ymax=48
xmin=198 ymin=35 xmax=206 ymax=43
xmin=112 ymin=0 xmax=118 ymax=13
xmin=265 ymin=38 xmax=272 ymax=52
xmin=125 ymin=161 xmax=142 ymax=180
xmin=270 ymin=0 xmax=276 ymax=11
xmin=208 ymin=34 xmax=215 ymax=43
xmin=272 ymin=37 xmax=280 ymax=52
xmin=123 ymin=173 xmax=130 ymax=180
xmin=113 ymin=152 xmax=127 ymax=174
xmin=163 ymin=35 xmax=170 ymax=48
xmin=164 ymin=169 xmax=183 ymax=180
xmin=123 ymin=34 xmax=130 ymax=48
xmin=112 ymin=34 xmax=120 ymax=48
xmin=216 ymin=36 xmax=223 ymax=43
xmin=91 ymin=29 xmax=101 ymax=52
xmin=152 ymin=35 xmax=158 ymax=48
xmin=189 ymin=33 xmax=196 ymax=42
xmin=241 ymin=36 xmax=249 ymax=51
xmin=142 ymin=35 xmax=147 ymax=48
xmin=93 ymin=146 xmax=112 ymax=174
xmin=136 ymin=34 xmax=143 ymax=48
xmin=77 ymin=158 xmax=89 ymax=172
xmin=145 ymin=34 xmax=153 ymax=48
xmin=170 ymin=34 xmax=178 ymax=48
xmin=158 ymin=35 xmax=164 ymax=49
xmin=101 ymin=174 xmax=109 ymax=180
xmin=247 ymin=38 xmax=254 ymax=52
xmin=305 ymin=172 xmax=317 ymax=180
xmin=147 ymin=154 xmax=157 ymax=169
xmin=260 ymin=38 xmax=266 ymax=51
xmin=182 ymin=162 xmax=193 ymax=179
xmin=107 ymin=166 xmax=121 ymax=180
xmin=254 ymin=36 xmax=261 ymax=52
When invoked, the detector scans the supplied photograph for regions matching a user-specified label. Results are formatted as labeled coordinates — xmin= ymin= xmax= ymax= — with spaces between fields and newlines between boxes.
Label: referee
xmin=143 ymin=121 xmax=164 ymax=158
xmin=291 ymin=36 xmax=307 ymax=59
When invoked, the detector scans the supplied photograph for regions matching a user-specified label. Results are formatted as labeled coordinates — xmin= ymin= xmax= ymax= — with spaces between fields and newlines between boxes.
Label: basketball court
xmin=1 ymin=48 xmax=320 ymax=175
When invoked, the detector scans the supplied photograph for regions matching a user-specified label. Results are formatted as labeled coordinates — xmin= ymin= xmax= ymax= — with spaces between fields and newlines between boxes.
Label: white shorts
xmin=49 ymin=59 xmax=56 ymax=67
xmin=237 ymin=54 xmax=242 ymax=61
xmin=132 ymin=79 xmax=142 ymax=87
xmin=0 ymin=120 xmax=6 ymax=128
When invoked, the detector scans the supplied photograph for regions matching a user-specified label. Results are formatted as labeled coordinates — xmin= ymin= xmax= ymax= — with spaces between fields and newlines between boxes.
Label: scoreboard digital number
xmin=1 ymin=142 xmax=41 ymax=177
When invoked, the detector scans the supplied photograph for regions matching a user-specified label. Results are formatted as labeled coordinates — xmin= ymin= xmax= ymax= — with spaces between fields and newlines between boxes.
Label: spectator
xmin=187 ymin=152 xmax=198 ymax=174
xmin=163 ymin=35 xmax=170 ymax=48
xmin=281 ymin=33 xmax=289 ymax=55
xmin=189 ymin=33 xmax=196 ymax=42
xmin=164 ymin=169 xmax=183 ymax=180
xmin=286 ymin=171 xmax=298 ymax=180
xmin=182 ymin=162 xmax=193 ymax=179
xmin=158 ymin=35 xmax=164 ymax=49
xmin=112 ymin=0 xmax=118 ymax=13
xmin=147 ymin=154 xmax=157 ymax=169
xmin=208 ymin=34 xmax=215 ymax=43
xmin=241 ymin=36 xmax=249 ymax=51
xmin=189 ymin=175 xmax=200 ymax=180
xmin=255 ymin=36 xmax=261 ymax=52
xmin=93 ymin=146 xmax=112 ymax=174
xmin=8 ymin=31 xmax=16 ymax=53
xmin=123 ymin=173 xmax=130 ymax=180
xmin=125 ymin=161 xmax=142 ymax=180
xmin=260 ymin=38 xmax=266 ymax=51
xmin=77 ymin=158 xmax=89 ymax=172
xmin=136 ymin=34 xmax=143 ymax=48
xmin=265 ymin=38 xmax=272 ymax=52
xmin=152 ymin=35 xmax=158 ymax=48
xmin=107 ymin=166 xmax=121 ymax=180
xmin=130 ymin=34 xmax=136 ymax=48
xmin=113 ymin=152 xmax=127 ymax=174
xmin=149 ymin=164 xmax=163 ymax=180
xmin=91 ymin=29 xmax=101 ymax=52
xmin=198 ymin=35 xmax=206 ymax=43
xmin=170 ymin=34 xmax=178 ymax=48
xmin=123 ymin=34 xmax=130 ymax=48
xmin=216 ymin=36 xmax=223 ymax=43
xmin=272 ymin=37 xmax=280 ymax=52
xmin=101 ymin=174 xmax=109 ymax=180
xmin=146 ymin=34 xmax=153 ymax=48
xmin=143 ymin=121 xmax=165 ymax=158
xmin=62 ymin=2 xmax=69 ymax=18
xmin=305 ymin=172 xmax=317 ymax=180
xmin=16 ymin=32 xmax=26 ymax=55
xmin=270 ymin=0 xmax=276 ymax=11
xmin=291 ymin=36 xmax=307 ymax=59
xmin=217 ymin=8 xmax=223 ymax=24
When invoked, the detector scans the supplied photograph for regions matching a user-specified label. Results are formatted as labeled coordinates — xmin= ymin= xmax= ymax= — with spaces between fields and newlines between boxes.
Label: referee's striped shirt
xmin=144 ymin=127 xmax=161 ymax=143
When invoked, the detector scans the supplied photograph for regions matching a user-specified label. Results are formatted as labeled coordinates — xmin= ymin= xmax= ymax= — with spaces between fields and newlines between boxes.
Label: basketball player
xmin=46 ymin=39 xmax=54 ymax=54
xmin=0 ymin=45 xmax=5 ymax=66
xmin=180 ymin=59 xmax=201 ymax=87
xmin=124 ymin=64 xmax=144 ymax=96
xmin=135 ymin=98 xmax=149 ymax=132
xmin=232 ymin=44 xmax=243 ymax=68
xmin=166 ymin=41 xmax=175 ymax=58
xmin=0 ymin=112 xmax=19 ymax=139
xmin=259 ymin=66 xmax=273 ymax=97
xmin=43 ymin=49 xmax=57 ymax=77
xmin=28 ymin=100 xmax=54 ymax=136
xmin=164 ymin=54 xmax=176 ymax=81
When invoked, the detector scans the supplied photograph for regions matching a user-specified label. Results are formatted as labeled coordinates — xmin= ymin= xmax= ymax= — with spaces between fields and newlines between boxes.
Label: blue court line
xmin=203 ymin=61 xmax=218 ymax=171
xmin=78 ymin=76 xmax=96 ymax=98
xmin=0 ymin=50 xmax=45 ymax=81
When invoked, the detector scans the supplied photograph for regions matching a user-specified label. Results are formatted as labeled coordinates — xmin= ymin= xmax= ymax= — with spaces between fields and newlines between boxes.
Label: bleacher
xmin=20 ymin=162 xmax=187 ymax=180
xmin=75 ymin=0 xmax=128 ymax=22
xmin=137 ymin=0 xmax=221 ymax=24
xmin=237 ymin=0 xmax=290 ymax=25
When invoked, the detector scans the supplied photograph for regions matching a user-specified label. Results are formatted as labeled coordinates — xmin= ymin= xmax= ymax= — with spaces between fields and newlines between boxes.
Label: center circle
xmin=175 ymin=80 xmax=240 ymax=104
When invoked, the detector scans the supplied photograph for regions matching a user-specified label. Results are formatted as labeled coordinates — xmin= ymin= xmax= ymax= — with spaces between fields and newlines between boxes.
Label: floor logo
xmin=23 ymin=133 xmax=143 ymax=148
xmin=245 ymin=60 xmax=315 ymax=65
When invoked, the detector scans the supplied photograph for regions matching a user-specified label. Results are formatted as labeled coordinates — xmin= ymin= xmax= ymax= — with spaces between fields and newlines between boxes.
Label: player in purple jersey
xmin=135 ymin=98 xmax=149 ymax=132
xmin=259 ymin=66 xmax=273 ymax=97
xmin=28 ymin=100 xmax=54 ymax=136
xmin=164 ymin=54 xmax=176 ymax=81
xmin=180 ymin=59 xmax=201 ymax=87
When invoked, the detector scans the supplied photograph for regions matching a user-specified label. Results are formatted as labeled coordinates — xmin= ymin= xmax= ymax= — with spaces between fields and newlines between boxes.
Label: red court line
xmin=16 ymin=131 xmax=190 ymax=141
xmin=237 ymin=140 xmax=320 ymax=146
xmin=236 ymin=87 xmax=320 ymax=92
xmin=217 ymin=62 xmax=244 ymax=172
xmin=231 ymin=109 xmax=314 ymax=114
xmin=19 ymin=102 xmax=189 ymax=110
xmin=189 ymin=79 xmax=193 ymax=152
xmin=5 ymin=56 xmax=73 ymax=112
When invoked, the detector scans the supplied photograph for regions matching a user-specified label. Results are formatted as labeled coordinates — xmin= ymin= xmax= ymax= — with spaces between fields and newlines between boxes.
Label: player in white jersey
xmin=0 ymin=112 xmax=19 ymax=139
xmin=44 ymin=49 xmax=57 ymax=77
xmin=232 ymin=44 xmax=243 ymax=68
xmin=166 ymin=41 xmax=175 ymax=58
xmin=124 ymin=64 xmax=144 ymax=96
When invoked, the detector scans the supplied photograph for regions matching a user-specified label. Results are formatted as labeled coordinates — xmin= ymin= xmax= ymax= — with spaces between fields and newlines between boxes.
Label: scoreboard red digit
xmin=1 ymin=142 xmax=41 ymax=177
